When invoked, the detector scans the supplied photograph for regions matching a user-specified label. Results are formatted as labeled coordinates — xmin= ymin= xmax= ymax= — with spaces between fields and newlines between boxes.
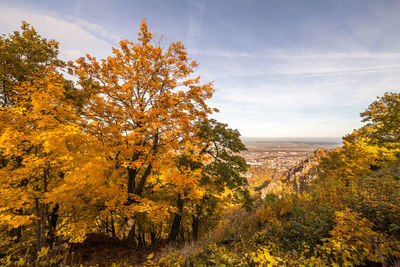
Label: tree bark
xmin=127 ymin=167 xmax=137 ymax=194
xmin=35 ymin=198 xmax=46 ymax=252
xmin=126 ymin=221 xmax=136 ymax=248
xmin=168 ymin=195 xmax=184 ymax=242
xmin=135 ymin=133 xmax=159 ymax=196
xmin=36 ymin=168 xmax=49 ymax=252
xmin=127 ymin=150 xmax=143 ymax=196
xmin=47 ymin=203 xmax=59 ymax=249
xmin=192 ymin=215 xmax=199 ymax=241
xmin=110 ymin=211 xmax=116 ymax=238
xmin=138 ymin=223 xmax=145 ymax=247
xmin=135 ymin=163 xmax=152 ymax=195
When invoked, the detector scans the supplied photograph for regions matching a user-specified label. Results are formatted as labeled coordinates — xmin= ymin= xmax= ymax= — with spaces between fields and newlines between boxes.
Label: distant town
xmin=241 ymin=138 xmax=341 ymax=172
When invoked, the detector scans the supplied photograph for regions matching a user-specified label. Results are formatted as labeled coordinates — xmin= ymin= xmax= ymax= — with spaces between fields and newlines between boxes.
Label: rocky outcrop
xmin=283 ymin=148 xmax=328 ymax=192
xmin=260 ymin=148 xmax=329 ymax=198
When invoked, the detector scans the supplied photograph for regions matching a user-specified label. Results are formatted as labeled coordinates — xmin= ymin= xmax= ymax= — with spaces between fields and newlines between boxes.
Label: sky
xmin=1 ymin=0 xmax=399 ymax=138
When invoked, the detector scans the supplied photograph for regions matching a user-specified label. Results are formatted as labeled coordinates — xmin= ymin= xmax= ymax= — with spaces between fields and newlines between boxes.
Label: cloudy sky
xmin=1 ymin=0 xmax=399 ymax=137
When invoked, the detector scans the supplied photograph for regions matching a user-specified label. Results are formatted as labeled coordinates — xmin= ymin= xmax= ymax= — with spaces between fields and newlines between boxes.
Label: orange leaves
xmin=69 ymin=18 xmax=215 ymax=194
xmin=138 ymin=19 xmax=153 ymax=46
xmin=58 ymin=20 xmax=221 ymax=240
xmin=0 ymin=66 xmax=108 ymax=247
xmin=0 ymin=20 xmax=244 ymax=252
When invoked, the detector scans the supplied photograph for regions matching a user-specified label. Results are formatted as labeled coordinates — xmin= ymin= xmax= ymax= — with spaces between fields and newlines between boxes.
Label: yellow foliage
xmin=304 ymin=209 xmax=400 ymax=266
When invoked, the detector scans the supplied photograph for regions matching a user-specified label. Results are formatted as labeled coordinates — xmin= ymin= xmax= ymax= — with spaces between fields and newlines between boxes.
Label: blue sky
xmin=1 ymin=0 xmax=399 ymax=137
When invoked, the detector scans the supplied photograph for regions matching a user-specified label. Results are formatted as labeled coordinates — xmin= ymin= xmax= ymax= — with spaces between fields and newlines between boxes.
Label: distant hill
xmin=241 ymin=137 xmax=342 ymax=144
xmin=241 ymin=137 xmax=342 ymax=151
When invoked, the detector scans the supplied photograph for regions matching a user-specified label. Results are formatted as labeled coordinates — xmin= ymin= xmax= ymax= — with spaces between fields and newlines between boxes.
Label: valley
xmin=241 ymin=138 xmax=341 ymax=172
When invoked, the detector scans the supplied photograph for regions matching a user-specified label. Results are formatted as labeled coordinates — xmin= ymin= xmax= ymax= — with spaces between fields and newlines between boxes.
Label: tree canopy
xmin=0 ymin=20 xmax=250 ymax=264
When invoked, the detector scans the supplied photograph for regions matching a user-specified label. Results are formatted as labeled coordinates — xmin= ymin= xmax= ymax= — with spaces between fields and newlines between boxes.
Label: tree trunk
xmin=150 ymin=230 xmax=156 ymax=245
xmin=126 ymin=220 xmax=136 ymax=248
xmin=135 ymin=133 xmax=158 ymax=196
xmin=127 ymin=167 xmax=137 ymax=194
xmin=192 ymin=215 xmax=199 ymax=241
xmin=47 ymin=203 xmax=59 ymax=249
xmin=36 ymin=167 xmax=49 ymax=252
xmin=110 ymin=211 xmax=116 ymax=238
xmin=135 ymin=163 xmax=152 ymax=195
xmin=138 ymin=223 xmax=145 ymax=247
xmin=192 ymin=204 xmax=203 ymax=241
xmin=168 ymin=196 xmax=184 ymax=242
xmin=35 ymin=198 xmax=46 ymax=252
xmin=127 ymin=150 xmax=142 ymax=196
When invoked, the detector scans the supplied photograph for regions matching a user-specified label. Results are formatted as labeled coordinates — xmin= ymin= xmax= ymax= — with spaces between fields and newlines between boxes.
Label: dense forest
xmin=0 ymin=21 xmax=399 ymax=266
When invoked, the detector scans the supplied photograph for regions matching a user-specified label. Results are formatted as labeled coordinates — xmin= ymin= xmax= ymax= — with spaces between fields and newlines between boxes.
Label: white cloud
xmin=74 ymin=17 xmax=120 ymax=44
xmin=193 ymin=49 xmax=400 ymax=60
xmin=198 ymin=47 xmax=400 ymax=137
xmin=0 ymin=5 xmax=118 ymax=61
xmin=63 ymin=49 xmax=84 ymax=59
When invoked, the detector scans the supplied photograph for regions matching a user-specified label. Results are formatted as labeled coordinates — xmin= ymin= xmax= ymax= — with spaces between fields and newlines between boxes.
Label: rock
xmin=260 ymin=148 xmax=329 ymax=198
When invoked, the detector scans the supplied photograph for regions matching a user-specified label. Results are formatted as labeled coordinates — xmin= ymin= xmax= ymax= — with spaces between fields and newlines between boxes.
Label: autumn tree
xmin=0 ymin=23 xmax=73 ymax=259
xmin=0 ymin=23 xmax=103 ymax=260
xmin=310 ymin=92 xmax=400 ymax=265
xmin=0 ymin=21 xmax=62 ymax=108
xmin=69 ymin=19 xmax=215 ymax=246
xmin=319 ymin=92 xmax=400 ymax=184
xmin=0 ymin=67 xmax=96 ymax=255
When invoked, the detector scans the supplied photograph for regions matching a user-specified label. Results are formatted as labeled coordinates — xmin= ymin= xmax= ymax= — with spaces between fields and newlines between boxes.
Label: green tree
xmin=168 ymin=119 xmax=249 ymax=242
xmin=360 ymin=92 xmax=400 ymax=149
xmin=0 ymin=21 xmax=62 ymax=107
